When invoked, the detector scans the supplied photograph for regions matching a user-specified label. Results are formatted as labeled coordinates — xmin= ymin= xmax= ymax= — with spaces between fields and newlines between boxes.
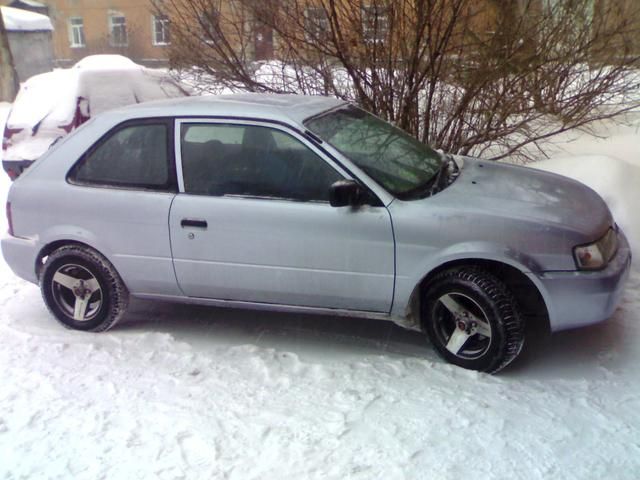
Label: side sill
xmin=132 ymin=293 xmax=396 ymax=322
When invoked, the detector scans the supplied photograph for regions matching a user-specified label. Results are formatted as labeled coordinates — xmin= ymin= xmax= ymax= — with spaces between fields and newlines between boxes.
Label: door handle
xmin=181 ymin=218 xmax=208 ymax=229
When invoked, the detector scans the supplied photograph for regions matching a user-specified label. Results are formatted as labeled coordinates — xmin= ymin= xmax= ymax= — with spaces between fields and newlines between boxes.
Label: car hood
xmin=429 ymin=157 xmax=612 ymax=240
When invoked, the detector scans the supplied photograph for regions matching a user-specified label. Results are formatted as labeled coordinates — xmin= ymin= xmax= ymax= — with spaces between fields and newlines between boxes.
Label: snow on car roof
xmin=104 ymin=93 xmax=347 ymax=125
xmin=72 ymin=55 xmax=140 ymax=71
xmin=0 ymin=6 xmax=53 ymax=31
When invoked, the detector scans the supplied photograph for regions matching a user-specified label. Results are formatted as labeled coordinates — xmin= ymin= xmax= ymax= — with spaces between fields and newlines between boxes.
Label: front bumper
xmin=532 ymin=229 xmax=632 ymax=332
xmin=1 ymin=234 xmax=39 ymax=285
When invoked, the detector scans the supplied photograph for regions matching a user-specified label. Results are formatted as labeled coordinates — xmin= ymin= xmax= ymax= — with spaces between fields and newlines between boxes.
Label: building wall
xmin=7 ymin=30 xmax=54 ymax=81
xmin=42 ymin=0 xmax=170 ymax=66
xmin=5 ymin=0 xmax=637 ymax=68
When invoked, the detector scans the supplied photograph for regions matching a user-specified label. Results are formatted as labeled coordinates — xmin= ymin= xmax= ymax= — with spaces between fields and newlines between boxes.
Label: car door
xmin=168 ymin=119 xmax=395 ymax=312
xmin=64 ymin=119 xmax=181 ymax=296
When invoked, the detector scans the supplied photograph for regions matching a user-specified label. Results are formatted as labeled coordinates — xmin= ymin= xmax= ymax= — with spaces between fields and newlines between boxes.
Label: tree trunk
xmin=0 ymin=9 xmax=18 ymax=102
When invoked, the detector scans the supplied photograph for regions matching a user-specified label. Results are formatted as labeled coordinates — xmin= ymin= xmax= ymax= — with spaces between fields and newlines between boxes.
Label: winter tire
xmin=40 ymin=245 xmax=129 ymax=332
xmin=423 ymin=268 xmax=525 ymax=374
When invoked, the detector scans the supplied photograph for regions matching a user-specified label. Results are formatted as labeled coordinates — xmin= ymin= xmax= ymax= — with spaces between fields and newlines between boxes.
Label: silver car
xmin=1 ymin=94 xmax=632 ymax=373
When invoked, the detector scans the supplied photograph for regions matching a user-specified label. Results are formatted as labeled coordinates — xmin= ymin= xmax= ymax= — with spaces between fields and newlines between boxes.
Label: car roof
xmin=100 ymin=93 xmax=348 ymax=126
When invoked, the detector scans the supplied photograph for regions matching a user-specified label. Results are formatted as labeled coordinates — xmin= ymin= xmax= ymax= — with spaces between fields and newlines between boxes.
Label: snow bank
xmin=0 ymin=6 xmax=52 ymax=31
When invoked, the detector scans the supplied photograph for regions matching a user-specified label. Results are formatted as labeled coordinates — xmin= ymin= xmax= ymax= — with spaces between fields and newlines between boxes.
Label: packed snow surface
xmin=0 ymin=5 xmax=52 ymax=31
xmin=1 ymin=104 xmax=639 ymax=479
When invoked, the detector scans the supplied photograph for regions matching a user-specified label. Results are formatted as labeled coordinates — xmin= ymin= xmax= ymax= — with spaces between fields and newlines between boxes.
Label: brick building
xmin=2 ymin=0 xmax=638 ymax=68
xmin=2 ymin=0 xmax=172 ymax=66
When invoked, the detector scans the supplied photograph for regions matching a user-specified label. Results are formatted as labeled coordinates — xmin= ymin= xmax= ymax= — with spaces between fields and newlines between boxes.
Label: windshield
xmin=305 ymin=105 xmax=442 ymax=196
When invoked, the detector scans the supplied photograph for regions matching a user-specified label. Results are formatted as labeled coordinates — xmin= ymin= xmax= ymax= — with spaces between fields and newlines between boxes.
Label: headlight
xmin=573 ymin=228 xmax=618 ymax=270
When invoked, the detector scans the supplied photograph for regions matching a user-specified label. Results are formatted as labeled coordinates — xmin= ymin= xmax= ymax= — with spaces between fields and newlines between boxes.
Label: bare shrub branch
xmin=159 ymin=0 xmax=640 ymax=161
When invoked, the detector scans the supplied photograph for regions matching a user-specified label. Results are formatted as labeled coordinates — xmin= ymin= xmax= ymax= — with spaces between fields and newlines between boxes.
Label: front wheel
xmin=423 ymin=268 xmax=525 ymax=374
xmin=40 ymin=245 xmax=129 ymax=332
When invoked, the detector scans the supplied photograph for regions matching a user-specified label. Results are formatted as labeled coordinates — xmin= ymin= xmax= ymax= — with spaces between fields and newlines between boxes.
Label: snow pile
xmin=0 ymin=6 xmax=52 ymax=31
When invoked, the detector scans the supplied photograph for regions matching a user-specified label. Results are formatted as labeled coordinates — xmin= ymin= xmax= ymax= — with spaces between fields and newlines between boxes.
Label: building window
xmin=153 ymin=15 xmax=170 ymax=45
xmin=109 ymin=13 xmax=128 ymax=47
xmin=304 ymin=7 xmax=329 ymax=42
xmin=68 ymin=17 xmax=85 ymax=48
xmin=198 ymin=8 xmax=220 ymax=42
xmin=544 ymin=0 xmax=594 ymax=21
xmin=362 ymin=4 xmax=389 ymax=43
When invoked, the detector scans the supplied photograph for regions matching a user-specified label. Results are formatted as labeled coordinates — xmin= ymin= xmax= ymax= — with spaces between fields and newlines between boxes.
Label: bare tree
xmin=0 ymin=9 xmax=18 ymax=102
xmin=161 ymin=0 xmax=640 ymax=161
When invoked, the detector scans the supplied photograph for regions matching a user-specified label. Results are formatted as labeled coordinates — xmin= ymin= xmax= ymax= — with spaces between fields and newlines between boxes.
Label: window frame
xmin=67 ymin=118 xmax=178 ymax=192
xmin=198 ymin=8 xmax=221 ymax=44
xmin=68 ymin=16 xmax=85 ymax=48
xmin=152 ymin=14 xmax=170 ymax=46
xmin=361 ymin=4 xmax=390 ymax=44
xmin=174 ymin=117 xmax=355 ymax=203
xmin=108 ymin=12 xmax=128 ymax=47
xmin=304 ymin=7 xmax=330 ymax=43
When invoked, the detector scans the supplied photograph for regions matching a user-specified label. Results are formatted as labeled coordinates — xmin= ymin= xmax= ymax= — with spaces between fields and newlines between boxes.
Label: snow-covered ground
xmin=1 ymin=101 xmax=640 ymax=479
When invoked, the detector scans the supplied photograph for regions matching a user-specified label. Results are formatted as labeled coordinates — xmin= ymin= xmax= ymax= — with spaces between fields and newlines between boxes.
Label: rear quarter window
xmin=68 ymin=120 xmax=176 ymax=191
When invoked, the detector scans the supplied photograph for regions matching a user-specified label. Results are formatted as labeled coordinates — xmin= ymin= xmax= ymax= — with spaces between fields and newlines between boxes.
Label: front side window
xmin=153 ymin=14 xmax=170 ymax=45
xmin=305 ymin=105 xmax=442 ymax=197
xmin=69 ymin=17 xmax=85 ymax=48
xmin=180 ymin=123 xmax=343 ymax=202
xmin=109 ymin=13 xmax=128 ymax=47
xmin=71 ymin=123 xmax=173 ymax=190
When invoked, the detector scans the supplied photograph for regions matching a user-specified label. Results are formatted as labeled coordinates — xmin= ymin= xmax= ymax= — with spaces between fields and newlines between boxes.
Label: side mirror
xmin=330 ymin=180 xmax=362 ymax=207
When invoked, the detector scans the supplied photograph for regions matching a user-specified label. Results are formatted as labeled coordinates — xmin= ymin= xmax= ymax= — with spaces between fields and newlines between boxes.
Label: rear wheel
xmin=423 ymin=268 xmax=525 ymax=373
xmin=40 ymin=245 xmax=129 ymax=332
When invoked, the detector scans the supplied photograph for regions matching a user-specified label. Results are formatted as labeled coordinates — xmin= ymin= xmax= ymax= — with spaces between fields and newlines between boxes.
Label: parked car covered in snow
xmin=2 ymin=54 xmax=189 ymax=180
xmin=1 ymin=94 xmax=632 ymax=373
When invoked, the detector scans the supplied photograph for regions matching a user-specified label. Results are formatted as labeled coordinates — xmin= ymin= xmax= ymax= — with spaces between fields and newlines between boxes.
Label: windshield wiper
xmin=395 ymin=159 xmax=447 ymax=200
xmin=433 ymin=154 xmax=462 ymax=192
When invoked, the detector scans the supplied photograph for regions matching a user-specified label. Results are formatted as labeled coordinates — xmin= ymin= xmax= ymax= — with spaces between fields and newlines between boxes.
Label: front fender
xmin=390 ymin=241 xmax=545 ymax=319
